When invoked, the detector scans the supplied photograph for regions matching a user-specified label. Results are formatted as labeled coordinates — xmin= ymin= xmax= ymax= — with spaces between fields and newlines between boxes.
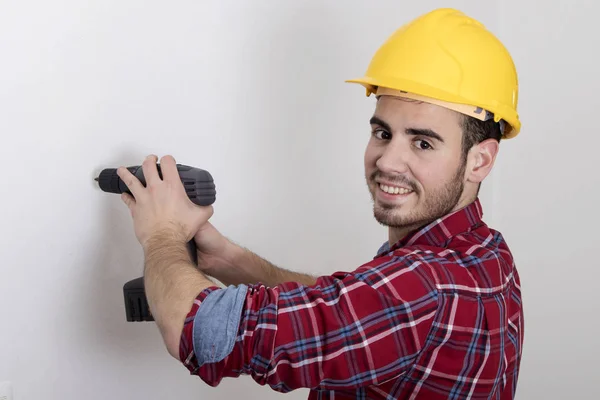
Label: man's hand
xmin=193 ymin=222 xmax=238 ymax=273
xmin=117 ymin=154 xmax=214 ymax=250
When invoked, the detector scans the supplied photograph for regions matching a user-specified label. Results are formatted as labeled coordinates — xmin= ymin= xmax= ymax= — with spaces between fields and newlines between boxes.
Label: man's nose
xmin=375 ymin=141 xmax=411 ymax=174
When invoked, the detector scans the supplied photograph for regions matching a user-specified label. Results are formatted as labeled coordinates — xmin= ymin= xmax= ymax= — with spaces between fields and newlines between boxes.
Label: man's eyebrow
xmin=406 ymin=128 xmax=445 ymax=143
xmin=370 ymin=115 xmax=445 ymax=143
xmin=369 ymin=116 xmax=392 ymax=132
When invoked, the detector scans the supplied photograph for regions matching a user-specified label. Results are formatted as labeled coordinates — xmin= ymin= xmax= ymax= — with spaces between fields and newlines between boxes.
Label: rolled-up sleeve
xmin=192 ymin=284 xmax=248 ymax=365
xmin=179 ymin=256 xmax=439 ymax=393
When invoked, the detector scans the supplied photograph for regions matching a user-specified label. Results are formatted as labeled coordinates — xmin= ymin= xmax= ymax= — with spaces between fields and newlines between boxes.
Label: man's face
xmin=364 ymin=95 xmax=468 ymax=232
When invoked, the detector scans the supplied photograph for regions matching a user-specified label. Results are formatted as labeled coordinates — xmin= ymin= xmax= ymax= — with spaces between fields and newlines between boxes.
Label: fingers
xmin=121 ymin=192 xmax=136 ymax=212
xmin=117 ymin=154 xmax=181 ymax=201
xmin=159 ymin=155 xmax=180 ymax=183
xmin=117 ymin=166 xmax=144 ymax=199
xmin=142 ymin=154 xmax=160 ymax=186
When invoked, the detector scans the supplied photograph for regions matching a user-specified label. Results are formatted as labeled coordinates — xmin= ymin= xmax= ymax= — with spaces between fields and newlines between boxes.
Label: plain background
xmin=1 ymin=0 xmax=598 ymax=399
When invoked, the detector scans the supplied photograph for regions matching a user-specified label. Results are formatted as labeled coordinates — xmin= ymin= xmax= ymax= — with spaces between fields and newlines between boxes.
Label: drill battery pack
xmin=123 ymin=277 xmax=153 ymax=321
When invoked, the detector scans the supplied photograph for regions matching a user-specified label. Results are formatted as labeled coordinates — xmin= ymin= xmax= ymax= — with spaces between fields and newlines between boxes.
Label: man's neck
xmin=386 ymin=195 xmax=477 ymax=249
xmin=387 ymin=226 xmax=417 ymax=249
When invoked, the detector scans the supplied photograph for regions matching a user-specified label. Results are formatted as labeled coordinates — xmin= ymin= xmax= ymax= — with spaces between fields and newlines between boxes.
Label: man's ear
xmin=466 ymin=139 xmax=500 ymax=184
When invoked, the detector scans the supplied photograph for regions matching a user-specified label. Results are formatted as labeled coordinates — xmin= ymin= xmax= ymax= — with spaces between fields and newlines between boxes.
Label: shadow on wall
xmin=77 ymin=149 xmax=171 ymax=366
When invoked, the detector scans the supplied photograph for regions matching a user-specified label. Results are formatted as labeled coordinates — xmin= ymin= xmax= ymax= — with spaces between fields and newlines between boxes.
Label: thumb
xmin=194 ymin=220 xmax=215 ymax=240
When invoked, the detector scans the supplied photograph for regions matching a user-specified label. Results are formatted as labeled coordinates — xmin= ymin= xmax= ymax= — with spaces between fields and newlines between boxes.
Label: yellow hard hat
xmin=346 ymin=8 xmax=521 ymax=139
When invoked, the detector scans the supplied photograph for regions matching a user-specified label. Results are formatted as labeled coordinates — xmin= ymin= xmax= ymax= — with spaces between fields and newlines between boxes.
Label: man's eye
xmin=415 ymin=139 xmax=433 ymax=150
xmin=373 ymin=129 xmax=391 ymax=140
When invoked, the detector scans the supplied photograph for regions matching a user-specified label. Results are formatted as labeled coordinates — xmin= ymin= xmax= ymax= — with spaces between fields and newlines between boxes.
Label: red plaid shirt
xmin=179 ymin=199 xmax=524 ymax=399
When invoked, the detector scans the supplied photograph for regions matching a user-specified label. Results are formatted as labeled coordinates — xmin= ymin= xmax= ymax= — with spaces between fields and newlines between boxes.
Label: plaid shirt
xmin=179 ymin=198 xmax=524 ymax=399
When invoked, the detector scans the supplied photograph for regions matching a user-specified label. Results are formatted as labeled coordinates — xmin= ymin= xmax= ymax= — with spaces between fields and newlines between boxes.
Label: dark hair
xmin=460 ymin=114 xmax=503 ymax=160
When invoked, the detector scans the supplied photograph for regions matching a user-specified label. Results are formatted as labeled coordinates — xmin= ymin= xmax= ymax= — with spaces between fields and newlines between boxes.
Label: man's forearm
xmin=144 ymin=233 xmax=215 ymax=359
xmin=208 ymin=241 xmax=318 ymax=287
xmin=237 ymin=246 xmax=318 ymax=287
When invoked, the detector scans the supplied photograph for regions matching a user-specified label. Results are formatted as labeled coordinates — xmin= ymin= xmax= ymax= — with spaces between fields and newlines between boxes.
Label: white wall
xmin=0 ymin=1 xmax=596 ymax=399
xmin=492 ymin=1 xmax=600 ymax=398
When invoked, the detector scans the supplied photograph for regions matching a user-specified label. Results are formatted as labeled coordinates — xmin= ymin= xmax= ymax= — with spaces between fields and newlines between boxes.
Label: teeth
xmin=379 ymin=183 xmax=412 ymax=195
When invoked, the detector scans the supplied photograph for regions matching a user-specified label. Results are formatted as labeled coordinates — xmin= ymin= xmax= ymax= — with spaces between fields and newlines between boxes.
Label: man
xmin=117 ymin=8 xmax=524 ymax=399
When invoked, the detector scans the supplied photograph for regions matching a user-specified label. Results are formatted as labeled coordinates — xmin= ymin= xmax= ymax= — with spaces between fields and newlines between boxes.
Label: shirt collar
xmin=375 ymin=198 xmax=484 ymax=257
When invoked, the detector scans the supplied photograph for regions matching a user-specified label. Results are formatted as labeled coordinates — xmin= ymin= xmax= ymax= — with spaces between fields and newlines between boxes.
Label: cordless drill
xmin=95 ymin=163 xmax=216 ymax=322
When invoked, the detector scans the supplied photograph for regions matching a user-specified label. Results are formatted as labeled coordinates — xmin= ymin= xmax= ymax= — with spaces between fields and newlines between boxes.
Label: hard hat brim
xmin=345 ymin=76 xmax=520 ymax=139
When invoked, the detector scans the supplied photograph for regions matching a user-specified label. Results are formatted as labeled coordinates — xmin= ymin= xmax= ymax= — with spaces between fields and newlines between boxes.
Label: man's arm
xmin=193 ymin=223 xmax=318 ymax=287
xmin=178 ymin=252 xmax=439 ymax=392
xmin=113 ymin=155 xmax=221 ymax=361
xmin=143 ymin=232 xmax=219 ymax=360
xmin=213 ymin=241 xmax=318 ymax=287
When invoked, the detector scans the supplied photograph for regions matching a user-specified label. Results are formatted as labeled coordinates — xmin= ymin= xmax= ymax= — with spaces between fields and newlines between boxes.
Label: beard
xmin=367 ymin=160 xmax=466 ymax=232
